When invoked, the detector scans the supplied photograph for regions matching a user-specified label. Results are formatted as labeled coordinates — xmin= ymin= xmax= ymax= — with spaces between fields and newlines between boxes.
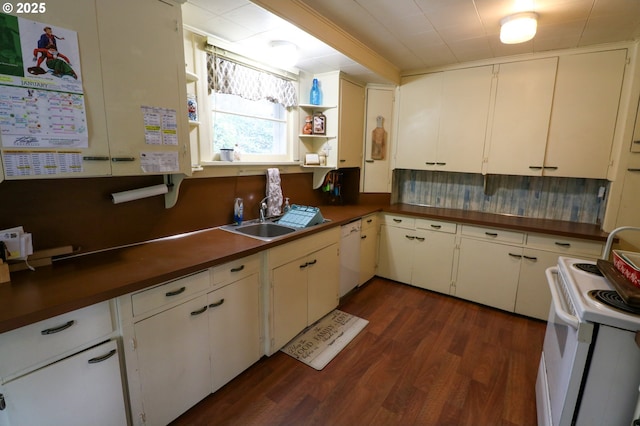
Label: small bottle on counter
xmin=233 ymin=198 xmax=243 ymax=225
xmin=283 ymin=197 xmax=291 ymax=213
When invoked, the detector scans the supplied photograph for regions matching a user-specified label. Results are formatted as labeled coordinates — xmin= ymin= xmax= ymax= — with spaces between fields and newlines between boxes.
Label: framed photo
xmin=312 ymin=113 xmax=326 ymax=135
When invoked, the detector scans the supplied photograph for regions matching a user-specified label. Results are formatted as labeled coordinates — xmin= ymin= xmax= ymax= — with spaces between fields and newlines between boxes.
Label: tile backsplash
xmin=393 ymin=170 xmax=608 ymax=225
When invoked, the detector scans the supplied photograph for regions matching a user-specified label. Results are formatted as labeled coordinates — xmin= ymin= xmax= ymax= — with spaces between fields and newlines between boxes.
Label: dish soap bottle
xmin=283 ymin=197 xmax=291 ymax=213
xmin=233 ymin=198 xmax=243 ymax=225
xmin=310 ymin=78 xmax=321 ymax=105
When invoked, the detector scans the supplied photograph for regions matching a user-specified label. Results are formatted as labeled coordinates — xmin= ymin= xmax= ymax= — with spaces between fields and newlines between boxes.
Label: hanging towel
xmin=266 ymin=168 xmax=283 ymax=216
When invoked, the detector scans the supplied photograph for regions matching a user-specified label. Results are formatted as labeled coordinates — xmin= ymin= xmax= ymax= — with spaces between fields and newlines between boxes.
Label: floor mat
xmin=281 ymin=309 xmax=368 ymax=370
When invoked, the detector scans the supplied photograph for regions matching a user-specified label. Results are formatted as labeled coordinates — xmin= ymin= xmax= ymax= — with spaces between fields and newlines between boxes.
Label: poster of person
xmin=0 ymin=14 xmax=88 ymax=151
xmin=0 ymin=14 xmax=82 ymax=93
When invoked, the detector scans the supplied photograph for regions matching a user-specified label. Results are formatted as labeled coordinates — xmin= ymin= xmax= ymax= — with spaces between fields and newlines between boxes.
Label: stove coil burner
xmin=589 ymin=290 xmax=640 ymax=316
xmin=574 ymin=263 xmax=603 ymax=276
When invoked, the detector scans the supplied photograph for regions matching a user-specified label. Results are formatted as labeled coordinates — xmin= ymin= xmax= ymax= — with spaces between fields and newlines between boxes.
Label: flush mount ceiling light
xmin=269 ymin=40 xmax=299 ymax=67
xmin=500 ymin=12 xmax=538 ymax=44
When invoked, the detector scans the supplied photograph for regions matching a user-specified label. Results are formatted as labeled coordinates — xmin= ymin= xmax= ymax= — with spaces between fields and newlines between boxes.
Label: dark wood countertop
xmin=0 ymin=203 xmax=609 ymax=334
xmin=385 ymin=204 xmax=611 ymax=242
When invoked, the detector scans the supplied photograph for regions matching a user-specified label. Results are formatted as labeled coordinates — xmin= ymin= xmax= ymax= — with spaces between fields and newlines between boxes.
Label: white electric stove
xmin=557 ymin=256 xmax=640 ymax=331
xmin=537 ymin=256 xmax=640 ymax=426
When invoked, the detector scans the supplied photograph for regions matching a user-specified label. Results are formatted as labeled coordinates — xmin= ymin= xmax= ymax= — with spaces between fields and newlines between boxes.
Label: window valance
xmin=206 ymin=53 xmax=298 ymax=108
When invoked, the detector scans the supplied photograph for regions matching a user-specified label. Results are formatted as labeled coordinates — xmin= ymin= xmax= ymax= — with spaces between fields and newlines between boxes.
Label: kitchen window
xmin=206 ymin=52 xmax=298 ymax=163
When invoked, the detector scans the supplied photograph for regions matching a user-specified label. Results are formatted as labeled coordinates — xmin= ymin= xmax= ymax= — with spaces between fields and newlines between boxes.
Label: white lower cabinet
xmin=209 ymin=273 xmax=261 ymax=392
xmin=377 ymin=217 xmax=604 ymax=320
xmin=377 ymin=215 xmax=456 ymax=295
xmin=267 ymin=228 xmax=340 ymax=355
xmin=0 ymin=339 xmax=127 ymax=426
xmin=455 ymin=238 xmax=523 ymax=312
xmin=359 ymin=214 xmax=379 ymax=285
xmin=120 ymin=258 xmax=262 ymax=425
xmin=514 ymin=248 xmax=560 ymax=320
xmin=0 ymin=301 xmax=125 ymax=426
xmin=133 ymin=295 xmax=211 ymax=426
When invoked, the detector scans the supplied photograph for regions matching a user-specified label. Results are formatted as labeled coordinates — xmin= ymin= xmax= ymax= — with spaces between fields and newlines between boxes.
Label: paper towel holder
xmin=109 ymin=174 xmax=184 ymax=208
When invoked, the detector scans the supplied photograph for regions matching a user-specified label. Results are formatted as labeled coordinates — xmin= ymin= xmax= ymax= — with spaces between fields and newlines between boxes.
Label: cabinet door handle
xmin=365 ymin=159 xmax=374 ymax=163
xmin=307 ymin=259 xmax=317 ymax=266
xmin=41 ymin=320 xmax=75 ymax=335
xmin=82 ymin=156 xmax=110 ymax=161
xmin=628 ymin=168 xmax=640 ymax=172
xmin=230 ymin=265 xmax=245 ymax=273
xmin=393 ymin=218 xmax=402 ymax=223
xmin=300 ymin=262 xmax=309 ymax=269
xmin=405 ymin=235 xmax=415 ymax=240
xmin=633 ymin=140 xmax=640 ymax=144
xmin=165 ymin=286 xmax=186 ymax=297
xmin=361 ymin=235 xmax=367 ymax=240
xmin=529 ymin=166 xmax=543 ymax=170
xmin=508 ymin=253 xmax=522 ymax=259
xmin=543 ymin=166 xmax=558 ymax=171
xmin=111 ymin=156 xmax=135 ymax=162
xmin=523 ymin=255 xmax=538 ymax=261
xmin=554 ymin=242 xmax=571 ymax=248
xmin=190 ymin=306 xmax=208 ymax=316
xmin=209 ymin=298 xmax=225 ymax=308
xmin=339 ymin=159 xmax=346 ymax=163
xmin=436 ymin=162 xmax=446 ymax=166
xmin=367 ymin=219 xmax=373 ymax=223
xmin=430 ymin=224 xmax=441 ymax=229
xmin=415 ymin=237 xmax=425 ymax=242
xmin=88 ymin=349 xmax=117 ymax=364
xmin=485 ymin=232 xmax=498 ymax=237
xmin=425 ymin=162 xmax=436 ymax=165
xmin=0 ymin=394 xmax=5 ymax=411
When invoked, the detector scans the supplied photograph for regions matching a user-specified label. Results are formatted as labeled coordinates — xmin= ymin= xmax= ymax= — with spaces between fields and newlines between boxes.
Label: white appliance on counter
xmin=339 ymin=219 xmax=361 ymax=298
xmin=536 ymin=256 xmax=640 ymax=426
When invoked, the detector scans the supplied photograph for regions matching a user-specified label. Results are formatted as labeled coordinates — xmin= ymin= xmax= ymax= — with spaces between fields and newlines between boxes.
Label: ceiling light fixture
xmin=500 ymin=12 xmax=538 ymax=44
xmin=269 ymin=40 xmax=299 ymax=67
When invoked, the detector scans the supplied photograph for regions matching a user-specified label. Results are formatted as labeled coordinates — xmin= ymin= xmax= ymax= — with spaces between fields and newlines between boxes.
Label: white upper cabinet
xmin=544 ymin=49 xmax=627 ymax=178
xmin=1 ymin=0 xmax=111 ymax=180
xmin=437 ymin=66 xmax=493 ymax=173
xmin=395 ymin=66 xmax=492 ymax=173
xmin=96 ymin=0 xmax=191 ymax=176
xmin=338 ymin=78 xmax=365 ymax=168
xmin=485 ymin=57 xmax=558 ymax=176
xmin=395 ymin=73 xmax=442 ymax=170
xmin=1 ymin=0 xmax=191 ymax=180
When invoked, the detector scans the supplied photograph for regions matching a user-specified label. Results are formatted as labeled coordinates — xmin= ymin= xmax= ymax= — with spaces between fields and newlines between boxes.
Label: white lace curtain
xmin=206 ymin=53 xmax=297 ymax=108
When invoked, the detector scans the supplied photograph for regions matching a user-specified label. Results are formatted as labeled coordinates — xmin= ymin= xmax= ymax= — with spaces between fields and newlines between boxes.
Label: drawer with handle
xmin=526 ymin=233 xmax=603 ymax=257
xmin=381 ymin=214 xmax=415 ymax=229
xmin=0 ymin=301 xmax=114 ymax=380
xmin=131 ymin=270 xmax=210 ymax=317
xmin=415 ymin=218 xmax=457 ymax=234
xmin=461 ymin=225 xmax=524 ymax=244
xmin=212 ymin=254 xmax=260 ymax=289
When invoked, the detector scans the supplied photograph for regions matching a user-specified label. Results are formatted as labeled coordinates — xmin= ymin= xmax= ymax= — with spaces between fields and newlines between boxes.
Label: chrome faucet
xmin=259 ymin=196 xmax=269 ymax=222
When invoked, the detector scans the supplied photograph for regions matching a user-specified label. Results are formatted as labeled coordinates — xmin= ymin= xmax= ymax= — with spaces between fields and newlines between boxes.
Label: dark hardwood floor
xmin=171 ymin=277 xmax=546 ymax=426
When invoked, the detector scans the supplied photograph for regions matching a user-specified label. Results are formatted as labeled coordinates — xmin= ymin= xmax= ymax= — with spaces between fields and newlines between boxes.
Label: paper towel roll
xmin=111 ymin=184 xmax=168 ymax=204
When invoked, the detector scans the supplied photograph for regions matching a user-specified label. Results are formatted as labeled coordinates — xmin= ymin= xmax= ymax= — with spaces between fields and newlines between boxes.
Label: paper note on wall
xmin=141 ymin=106 xmax=178 ymax=146
xmin=140 ymin=151 xmax=179 ymax=173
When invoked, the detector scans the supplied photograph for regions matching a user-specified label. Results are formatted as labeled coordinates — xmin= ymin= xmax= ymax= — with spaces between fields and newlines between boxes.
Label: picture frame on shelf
xmin=312 ymin=113 xmax=326 ymax=135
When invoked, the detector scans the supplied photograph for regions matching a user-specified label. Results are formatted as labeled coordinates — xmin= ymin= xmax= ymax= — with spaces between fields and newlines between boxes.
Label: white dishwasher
xmin=339 ymin=219 xmax=361 ymax=297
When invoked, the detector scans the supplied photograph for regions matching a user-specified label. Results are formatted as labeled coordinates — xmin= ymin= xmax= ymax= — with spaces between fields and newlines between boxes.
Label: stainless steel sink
xmin=219 ymin=220 xmax=298 ymax=241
